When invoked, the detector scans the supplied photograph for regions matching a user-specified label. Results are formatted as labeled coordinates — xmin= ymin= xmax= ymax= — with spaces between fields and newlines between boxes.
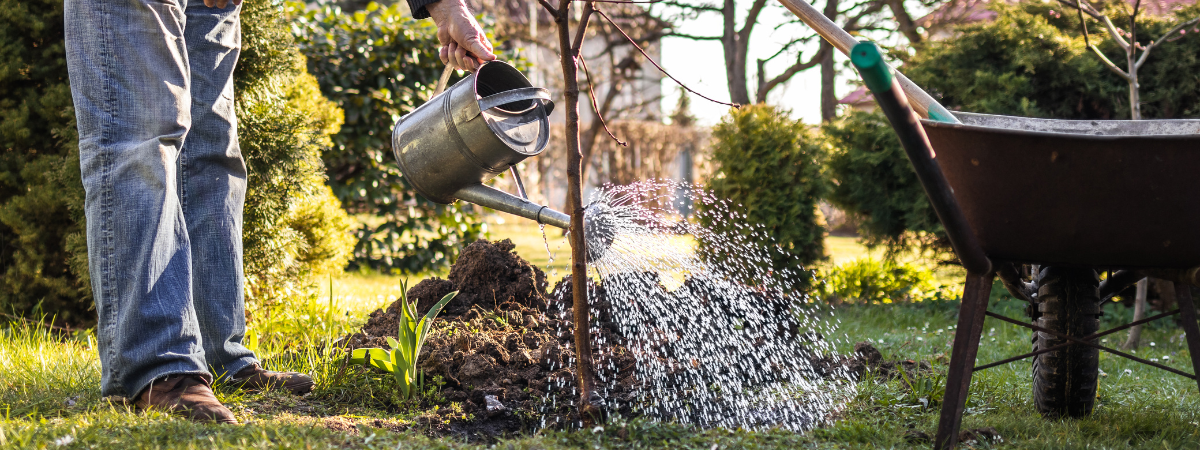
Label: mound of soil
xmin=343 ymin=239 xmax=633 ymax=441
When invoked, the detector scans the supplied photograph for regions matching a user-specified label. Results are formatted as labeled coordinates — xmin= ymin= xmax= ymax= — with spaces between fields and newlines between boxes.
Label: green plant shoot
xmin=349 ymin=281 xmax=457 ymax=401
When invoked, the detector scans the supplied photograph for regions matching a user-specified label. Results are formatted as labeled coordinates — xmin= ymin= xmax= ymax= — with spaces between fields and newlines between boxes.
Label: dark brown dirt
xmin=814 ymin=341 xmax=933 ymax=381
xmin=342 ymin=239 xmax=633 ymax=442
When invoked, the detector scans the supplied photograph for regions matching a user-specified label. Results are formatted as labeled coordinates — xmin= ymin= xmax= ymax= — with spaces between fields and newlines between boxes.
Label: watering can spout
xmin=453 ymin=184 xmax=571 ymax=230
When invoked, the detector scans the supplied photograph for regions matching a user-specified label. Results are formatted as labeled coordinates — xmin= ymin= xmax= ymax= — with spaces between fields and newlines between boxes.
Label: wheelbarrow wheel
xmin=1032 ymin=266 xmax=1101 ymax=418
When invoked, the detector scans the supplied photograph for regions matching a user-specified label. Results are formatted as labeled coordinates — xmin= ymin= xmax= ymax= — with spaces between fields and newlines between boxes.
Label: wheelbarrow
xmin=844 ymin=42 xmax=1200 ymax=448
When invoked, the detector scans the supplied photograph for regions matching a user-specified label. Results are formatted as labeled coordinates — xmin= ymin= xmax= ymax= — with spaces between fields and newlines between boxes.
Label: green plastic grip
xmin=850 ymin=41 xmax=958 ymax=123
xmin=850 ymin=41 xmax=893 ymax=95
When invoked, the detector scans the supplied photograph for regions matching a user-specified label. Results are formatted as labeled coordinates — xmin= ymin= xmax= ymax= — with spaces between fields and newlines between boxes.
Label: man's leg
xmin=65 ymin=0 xmax=209 ymax=399
xmin=179 ymin=0 xmax=257 ymax=380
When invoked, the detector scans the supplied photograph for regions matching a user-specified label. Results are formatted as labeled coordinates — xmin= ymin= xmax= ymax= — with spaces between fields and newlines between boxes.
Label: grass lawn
xmin=4 ymin=221 xmax=1200 ymax=449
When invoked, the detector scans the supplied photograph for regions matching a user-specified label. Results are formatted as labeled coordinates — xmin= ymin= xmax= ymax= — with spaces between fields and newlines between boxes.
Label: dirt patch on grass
xmin=342 ymin=239 xmax=631 ymax=441
xmin=342 ymin=238 xmax=848 ymax=441
xmin=814 ymin=341 xmax=933 ymax=381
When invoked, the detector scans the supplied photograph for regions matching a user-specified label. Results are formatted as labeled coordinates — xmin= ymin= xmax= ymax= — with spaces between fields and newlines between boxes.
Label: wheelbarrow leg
xmin=1174 ymin=282 xmax=1200 ymax=394
xmin=934 ymin=273 xmax=995 ymax=449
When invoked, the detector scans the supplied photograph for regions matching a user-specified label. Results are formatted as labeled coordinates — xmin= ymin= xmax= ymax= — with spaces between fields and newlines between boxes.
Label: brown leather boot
xmin=230 ymin=364 xmax=314 ymax=395
xmin=135 ymin=374 xmax=238 ymax=424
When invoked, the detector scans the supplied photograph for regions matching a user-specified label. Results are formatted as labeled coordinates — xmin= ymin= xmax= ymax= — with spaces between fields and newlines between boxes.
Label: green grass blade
xmin=423 ymin=291 xmax=458 ymax=324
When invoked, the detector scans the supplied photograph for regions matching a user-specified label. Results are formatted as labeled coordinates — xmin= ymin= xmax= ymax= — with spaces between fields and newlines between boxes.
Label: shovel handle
xmin=775 ymin=0 xmax=959 ymax=123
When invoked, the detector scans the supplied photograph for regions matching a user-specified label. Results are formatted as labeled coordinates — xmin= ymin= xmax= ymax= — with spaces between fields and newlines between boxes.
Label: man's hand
xmin=426 ymin=0 xmax=496 ymax=71
xmin=203 ymin=0 xmax=241 ymax=8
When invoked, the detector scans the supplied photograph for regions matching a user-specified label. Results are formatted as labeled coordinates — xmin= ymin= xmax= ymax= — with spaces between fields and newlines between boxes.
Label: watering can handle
xmin=433 ymin=65 xmax=455 ymax=96
xmin=478 ymin=88 xmax=554 ymax=113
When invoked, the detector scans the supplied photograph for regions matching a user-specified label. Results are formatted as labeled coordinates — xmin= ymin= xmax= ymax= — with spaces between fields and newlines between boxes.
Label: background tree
xmin=661 ymin=0 xmax=925 ymax=121
xmin=292 ymin=1 xmax=487 ymax=274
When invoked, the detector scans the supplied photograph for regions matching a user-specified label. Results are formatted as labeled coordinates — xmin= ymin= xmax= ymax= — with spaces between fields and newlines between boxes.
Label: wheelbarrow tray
xmin=921 ymin=112 xmax=1200 ymax=269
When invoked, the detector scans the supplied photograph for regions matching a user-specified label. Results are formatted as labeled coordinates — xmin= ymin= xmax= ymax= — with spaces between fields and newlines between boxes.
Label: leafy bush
xmin=291 ymin=1 xmax=486 ymax=273
xmin=823 ymin=111 xmax=944 ymax=257
xmin=902 ymin=2 xmax=1200 ymax=120
xmin=0 ymin=0 xmax=90 ymax=324
xmin=0 ymin=0 xmax=354 ymax=324
xmin=819 ymin=258 xmax=953 ymax=304
xmin=697 ymin=105 xmax=827 ymax=279
xmin=825 ymin=2 xmax=1200 ymax=259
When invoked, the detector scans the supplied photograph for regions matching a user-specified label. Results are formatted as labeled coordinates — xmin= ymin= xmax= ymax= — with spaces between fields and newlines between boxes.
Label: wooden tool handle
xmin=776 ymin=0 xmax=959 ymax=123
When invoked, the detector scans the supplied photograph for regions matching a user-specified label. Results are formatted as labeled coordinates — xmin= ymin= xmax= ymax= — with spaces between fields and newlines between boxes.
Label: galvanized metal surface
xmin=453 ymin=184 xmax=570 ymax=229
xmin=392 ymin=61 xmax=575 ymax=230
xmin=922 ymin=113 xmax=1200 ymax=268
xmin=392 ymin=61 xmax=555 ymax=203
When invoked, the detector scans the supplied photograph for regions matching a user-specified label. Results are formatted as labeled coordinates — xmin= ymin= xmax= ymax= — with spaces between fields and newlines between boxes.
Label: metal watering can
xmin=392 ymin=61 xmax=571 ymax=229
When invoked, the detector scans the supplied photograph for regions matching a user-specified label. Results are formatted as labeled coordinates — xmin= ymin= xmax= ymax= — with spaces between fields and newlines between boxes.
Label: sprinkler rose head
xmin=584 ymin=203 xmax=616 ymax=263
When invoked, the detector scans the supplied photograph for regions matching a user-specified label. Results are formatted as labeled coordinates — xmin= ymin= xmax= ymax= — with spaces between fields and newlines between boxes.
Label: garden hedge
xmin=0 ymin=0 xmax=354 ymax=325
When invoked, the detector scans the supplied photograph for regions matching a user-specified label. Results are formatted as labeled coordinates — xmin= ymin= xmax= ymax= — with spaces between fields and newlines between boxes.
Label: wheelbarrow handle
xmin=776 ymin=0 xmax=958 ymax=124
xmin=850 ymin=41 xmax=991 ymax=276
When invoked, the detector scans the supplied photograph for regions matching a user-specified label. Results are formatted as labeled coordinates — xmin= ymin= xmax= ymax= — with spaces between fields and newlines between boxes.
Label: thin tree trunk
xmin=1123 ymin=277 xmax=1149 ymax=350
xmin=819 ymin=0 xmax=839 ymax=122
xmin=551 ymin=1 xmax=600 ymax=420
xmin=819 ymin=41 xmax=836 ymax=122
xmin=722 ymin=0 xmax=751 ymax=105
xmin=1128 ymin=48 xmax=1141 ymax=120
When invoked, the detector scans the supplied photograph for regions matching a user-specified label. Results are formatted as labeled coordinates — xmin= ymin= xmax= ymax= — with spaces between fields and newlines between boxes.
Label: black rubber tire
xmin=1032 ymin=266 xmax=1101 ymax=418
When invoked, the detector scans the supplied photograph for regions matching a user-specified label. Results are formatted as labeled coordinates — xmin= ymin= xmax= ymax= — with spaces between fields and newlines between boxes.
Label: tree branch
xmin=756 ymin=44 xmax=827 ymax=102
xmin=664 ymin=32 xmax=723 ymax=40
xmin=572 ymin=1 xmax=596 ymax=54
xmin=594 ymin=5 xmax=738 ymax=107
xmin=1057 ymin=0 xmax=1130 ymax=49
xmin=1136 ymin=15 xmax=1200 ymax=69
xmin=884 ymin=0 xmax=922 ymax=44
xmin=538 ymin=0 xmax=559 ymax=17
xmin=579 ymin=54 xmax=627 ymax=147
xmin=1089 ymin=44 xmax=1131 ymax=80
xmin=739 ymin=0 xmax=770 ymax=41
xmin=657 ymin=0 xmax=723 ymax=11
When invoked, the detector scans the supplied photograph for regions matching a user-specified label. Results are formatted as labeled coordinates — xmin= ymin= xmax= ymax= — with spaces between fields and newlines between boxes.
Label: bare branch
xmin=572 ymin=1 xmax=596 ymax=54
xmin=656 ymin=0 xmax=722 ymax=11
xmin=1089 ymin=44 xmax=1131 ymax=80
xmin=594 ymin=5 xmax=739 ymax=107
xmin=740 ymin=0 xmax=770 ymax=40
xmin=760 ymin=36 xmax=816 ymax=63
xmin=1130 ymin=0 xmax=1141 ymax=48
xmin=884 ymin=0 xmax=922 ymax=44
xmin=538 ymin=0 xmax=559 ymax=17
xmin=756 ymin=45 xmax=828 ymax=102
xmin=665 ymin=32 xmax=723 ymax=40
xmin=1137 ymin=16 xmax=1200 ymax=69
xmin=1057 ymin=0 xmax=1130 ymax=50
xmin=579 ymin=55 xmax=628 ymax=147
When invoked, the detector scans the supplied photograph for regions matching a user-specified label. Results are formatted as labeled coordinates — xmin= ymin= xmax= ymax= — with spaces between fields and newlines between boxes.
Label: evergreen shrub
xmin=697 ymin=104 xmax=827 ymax=284
xmin=0 ymin=0 xmax=354 ymax=324
xmin=291 ymin=1 xmax=486 ymax=273
xmin=236 ymin=0 xmax=355 ymax=305
xmin=0 ymin=0 xmax=89 ymax=324
xmin=823 ymin=111 xmax=944 ymax=257
xmin=826 ymin=2 xmax=1200 ymax=258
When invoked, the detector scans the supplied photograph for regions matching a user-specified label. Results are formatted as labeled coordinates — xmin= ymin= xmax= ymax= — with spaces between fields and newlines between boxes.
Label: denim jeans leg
xmin=65 ymin=0 xmax=210 ymax=398
xmin=180 ymin=0 xmax=257 ymax=379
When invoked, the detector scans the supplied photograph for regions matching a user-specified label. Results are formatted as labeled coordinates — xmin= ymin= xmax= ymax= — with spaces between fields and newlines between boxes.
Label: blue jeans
xmin=65 ymin=0 xmax=257 ymax=399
